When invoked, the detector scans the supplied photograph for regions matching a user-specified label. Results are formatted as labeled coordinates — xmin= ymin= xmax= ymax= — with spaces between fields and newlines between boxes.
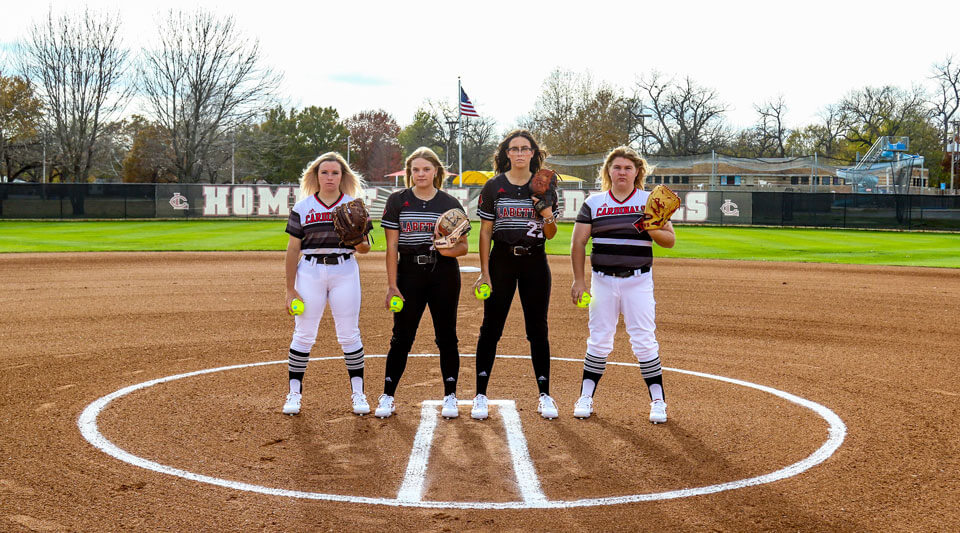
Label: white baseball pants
xmin=289 ymin=256 xmax=363 ymax=355
xmin=586 ymin=269 xmax=659 ymax=361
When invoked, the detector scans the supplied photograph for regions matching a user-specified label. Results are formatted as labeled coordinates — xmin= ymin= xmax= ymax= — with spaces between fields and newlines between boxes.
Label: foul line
xmin=78 ymin=354 xmax=847 ymax=509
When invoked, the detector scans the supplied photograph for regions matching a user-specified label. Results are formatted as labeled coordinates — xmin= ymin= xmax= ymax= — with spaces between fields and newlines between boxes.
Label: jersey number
xmin=526 ymin=221 xmax=543 ymax=238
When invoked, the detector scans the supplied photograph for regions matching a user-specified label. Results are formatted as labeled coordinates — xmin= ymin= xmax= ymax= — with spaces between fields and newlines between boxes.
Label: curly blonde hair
xmin=299 ymin=152 xmax=366 ymax=199
xmin=598 ymin=146 xmax=654 ymax=191
xmin=404 ymin=147 xmax=447 ymax=189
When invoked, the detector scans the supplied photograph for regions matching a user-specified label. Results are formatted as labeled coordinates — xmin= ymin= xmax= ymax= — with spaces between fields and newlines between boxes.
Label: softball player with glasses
xmin=282 ymin=152 xmax=372 ymax=416
xmin=472 ymin=129 xmax=560 ymax=420
xmin=570 ymin=146 xmax=675 ymax=423
xmin=375 ymin=147 xmax=470 ymax=419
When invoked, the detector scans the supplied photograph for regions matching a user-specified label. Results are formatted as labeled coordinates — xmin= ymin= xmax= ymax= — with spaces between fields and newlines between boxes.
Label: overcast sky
xmin=4 ymin=0 xmax=959 ymax=133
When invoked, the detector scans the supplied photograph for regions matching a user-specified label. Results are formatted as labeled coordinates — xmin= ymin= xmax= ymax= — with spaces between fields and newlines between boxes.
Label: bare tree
xmin=460 ymin=115 xmax=498 ymax=171
xmin=784 ymin=104 xmax=847 ymax=158
xmin=423 ymin=99 xmax=460 ymax=165
xmin=19 ymin=9 xmax=130 ymax=182
xmin=525 ymin=69 xmax=630 ymax=155
xmin=632 ymin=72 xmax=729 ymax=155
xmin=931 ymin=55 xmax=960 ymax=144
xmin=141 ymin=9 xmax=280 ymax=182
xmin=837 ymin=85 xmax=928 ymax=149
xmin=754 ymin=96 xmax=789 ymax=157
xmin=404 ymin=99 xmax=497 ymax=172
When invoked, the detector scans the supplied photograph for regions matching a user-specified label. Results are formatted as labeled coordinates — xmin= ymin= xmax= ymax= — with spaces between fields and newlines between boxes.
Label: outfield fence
xmin=1 ymin=184 xmax=959 ymax=231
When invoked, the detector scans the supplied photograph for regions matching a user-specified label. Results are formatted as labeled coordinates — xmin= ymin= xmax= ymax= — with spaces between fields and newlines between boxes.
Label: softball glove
xmin=332 ymin=198 xmax=372 ymax=246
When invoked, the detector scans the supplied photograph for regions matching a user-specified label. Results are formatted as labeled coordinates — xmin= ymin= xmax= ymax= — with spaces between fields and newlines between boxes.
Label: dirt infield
xmin=1 ymin=252 xmax=958 ymax=532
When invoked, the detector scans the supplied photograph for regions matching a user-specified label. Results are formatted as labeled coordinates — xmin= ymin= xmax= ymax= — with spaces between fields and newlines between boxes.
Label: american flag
xmin=459 ymin=87 xmax=479 ymax=117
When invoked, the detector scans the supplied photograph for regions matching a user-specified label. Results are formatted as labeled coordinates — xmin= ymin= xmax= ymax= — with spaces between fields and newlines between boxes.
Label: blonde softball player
xmin=282 ymin=152 xmax=371 ymax=416
xmin=570 ymin=146 xmax=676 ymax=423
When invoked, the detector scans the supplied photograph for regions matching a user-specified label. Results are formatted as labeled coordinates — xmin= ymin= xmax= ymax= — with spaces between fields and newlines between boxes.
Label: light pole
xmin=346 ymin=135 xmax=351 ymax=165
xmin=951 ymin=120 xmax=960 ymax=194
xmin=636 ymin=112 xmax=652 ymax=157
xmin=230 ymin=129 xmax=236 ymax=185
xmin=41 ymin=125 xmax=47 ymax=184
xmin=445 ymin=120 xmax=459 ymax=168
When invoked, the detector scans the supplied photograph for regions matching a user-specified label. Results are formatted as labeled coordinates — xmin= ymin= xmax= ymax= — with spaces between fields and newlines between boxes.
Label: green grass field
xmin=1 ymin=220 xmax=957 ymax=268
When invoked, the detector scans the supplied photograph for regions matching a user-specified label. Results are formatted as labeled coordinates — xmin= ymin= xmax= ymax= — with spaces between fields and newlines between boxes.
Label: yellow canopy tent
xmin=450 ymin=171 xmax=493 ymax=186
xmin=450 ymin=171 xmax=583 ymax=186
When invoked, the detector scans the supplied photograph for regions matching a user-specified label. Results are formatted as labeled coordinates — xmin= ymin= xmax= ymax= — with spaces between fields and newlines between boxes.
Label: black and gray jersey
xmin=576 ymin=188 xmax=653 ymax=271
xmin=285 ymin=192 xmax=359 ymax=255
xmin=477 ymin=173 xmax=559 ymax=247
xmin=381 ymin=188 xmax=470 ymax=255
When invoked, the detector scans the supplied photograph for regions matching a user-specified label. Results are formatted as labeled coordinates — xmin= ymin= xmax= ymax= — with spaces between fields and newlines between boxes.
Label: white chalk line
xmin=77 ymin=354 xmax=846 ymax=509
xmin=496 ymin=400 xmax=547 ymax=502
xmin=396 ymin=402 xmax=438 ymax=502
xmin=397 ymin=400 xmax=545 ymax=504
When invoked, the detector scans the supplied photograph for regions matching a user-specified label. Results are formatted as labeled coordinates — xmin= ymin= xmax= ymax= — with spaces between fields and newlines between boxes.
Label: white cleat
xmin=352 ymin=392 xmax=370 ymax=415
xmin=649 ymin=399 xmax=667 ymax=424
xmin=538 ymin=394 xmax=559 ymax=419
xmin=573 ymin=395 xmax=594 ymax=419
xmin=441 ymin=393 xmax=459 ymax=419
xmin=375 ymin=394 xmax=395 ymax=418
xmin=471 ymin=394 xmax=488 ymax=420
xmin=282 ymin=392 xmax=301 ymax=415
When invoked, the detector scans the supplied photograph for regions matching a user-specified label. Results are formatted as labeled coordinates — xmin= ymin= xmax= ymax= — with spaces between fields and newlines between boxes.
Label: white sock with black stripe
xmin=344 ymin=347 xmax=364 ymax=394
xmin=288 ymin=348 xmax=310 ymax=393
xmin=581 ymin=352 xmax=607 ymax=397
xmin=636 ymin=353 xmax=664 ymax=402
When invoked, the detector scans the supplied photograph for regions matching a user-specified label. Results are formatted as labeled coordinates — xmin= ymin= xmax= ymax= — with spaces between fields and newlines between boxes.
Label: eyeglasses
xmin=507 ymin=146 xmax=533 ymax=155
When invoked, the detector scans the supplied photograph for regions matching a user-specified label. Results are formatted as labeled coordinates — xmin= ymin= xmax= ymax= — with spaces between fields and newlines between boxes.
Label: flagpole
xmin=458 ymin=77 xmax=463 ymax=181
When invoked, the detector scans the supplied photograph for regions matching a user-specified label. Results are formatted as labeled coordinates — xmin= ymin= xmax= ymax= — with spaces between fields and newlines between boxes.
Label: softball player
xmin=375 ymin=147 xmax=469 ymax=419
xmin=570 ymin=146 xmax=675 ymax=423
xmin=282 ymin=152 xmax=372 ymax=416
xmin=472 ymin=129 xmax=560 ymax=420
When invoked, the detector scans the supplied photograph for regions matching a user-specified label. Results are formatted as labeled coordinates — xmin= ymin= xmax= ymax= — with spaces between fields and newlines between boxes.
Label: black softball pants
xmin=383 ymin=255 xmax=461 ymax=397
xmin=475 ymin=244 xmax=552 ymax=396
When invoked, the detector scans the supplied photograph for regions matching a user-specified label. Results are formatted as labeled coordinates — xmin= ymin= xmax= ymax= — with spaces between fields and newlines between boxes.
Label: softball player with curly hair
xmin=570 ymin=146 xmax=675 ymax=423
xmin=472 ymin=129 xmax=560 ymax=420
xmin=282 ymin=152 xmax=372 ymax=416
xmin=375 ymin=147 xmax=469 ymax=419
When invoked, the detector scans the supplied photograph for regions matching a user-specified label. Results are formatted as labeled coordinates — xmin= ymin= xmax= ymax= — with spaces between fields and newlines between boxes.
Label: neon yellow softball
xmin=577 ymin=292 xmax=592 ymax=308
xmin=474 ymin=283 xmax=491 ymax=300
xmin=289 ymin=298 xmax=305 ymax=316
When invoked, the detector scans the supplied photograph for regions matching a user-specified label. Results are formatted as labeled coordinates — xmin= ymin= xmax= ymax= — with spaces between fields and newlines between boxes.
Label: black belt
xmin=501 ymin=244 xmax=544 ymax=256
xmin=400 ymin=253 xmax=437 ymax=265
xmin=304 ymin=253 xmax=352 ymax=265
xmin=594 ymin=266 xmax=650 ymax=278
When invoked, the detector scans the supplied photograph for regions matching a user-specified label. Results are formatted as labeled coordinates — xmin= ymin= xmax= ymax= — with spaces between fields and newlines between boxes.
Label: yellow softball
xmin=289 ymin=298 xmax=305 ymax=316
xmin=474 ymin=283 xmax=491 ymax=300
xmin=577 ymin=292 xmax=592 ymax=308
xmin=389 ymin=296 xmax=404 ymax=312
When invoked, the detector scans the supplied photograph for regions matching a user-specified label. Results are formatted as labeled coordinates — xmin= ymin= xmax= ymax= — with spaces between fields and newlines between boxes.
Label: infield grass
xmin=1 ymin=220 xmax=957 ymax=268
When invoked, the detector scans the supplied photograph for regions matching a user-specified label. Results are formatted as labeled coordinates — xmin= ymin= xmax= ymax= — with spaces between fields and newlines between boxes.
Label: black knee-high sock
xmin=532 ymin=354 xmax=550 ymax=395
xmin=383 ymin=349 xmax=408 ymax=397
xmin=475 ymin=351 xmax=495 ymax=396
xmin=439 ymin=352 xmax=458 ymax=396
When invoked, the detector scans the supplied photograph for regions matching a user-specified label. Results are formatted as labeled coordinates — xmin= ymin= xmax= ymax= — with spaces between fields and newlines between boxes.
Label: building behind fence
xmin=546 ymin=152 xmax=934 ymax=194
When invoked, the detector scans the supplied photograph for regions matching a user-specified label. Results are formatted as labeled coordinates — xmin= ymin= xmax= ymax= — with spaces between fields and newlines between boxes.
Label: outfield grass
xmin=1 ymin=220 xmax=957 ymax=268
